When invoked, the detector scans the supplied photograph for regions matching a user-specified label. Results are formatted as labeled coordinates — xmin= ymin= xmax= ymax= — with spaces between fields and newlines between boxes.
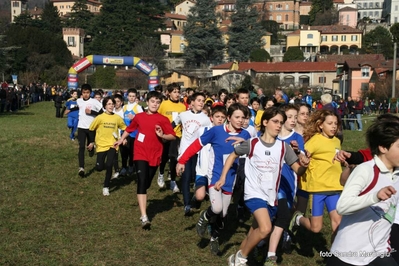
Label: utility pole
xmin=393 ymin=42 xmax=397 ymax=98
xmin=343 ymin=70 xmax=346 ymax=99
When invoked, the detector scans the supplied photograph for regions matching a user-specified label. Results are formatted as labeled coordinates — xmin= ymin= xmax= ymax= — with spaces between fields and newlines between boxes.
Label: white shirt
xmin=77 ymin=98 xmax=103 ymax=129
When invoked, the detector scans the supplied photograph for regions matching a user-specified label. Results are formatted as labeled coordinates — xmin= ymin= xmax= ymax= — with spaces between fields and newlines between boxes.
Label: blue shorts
xmin=296 ymin=189 xmax=309 ymax=199
xmin=310 ymin=193 xmax=340 ymax=217
xmin=195 ymin=175 xmax=208 ymax=189
xmin=245 ymin=198 xmax=277 ymax=220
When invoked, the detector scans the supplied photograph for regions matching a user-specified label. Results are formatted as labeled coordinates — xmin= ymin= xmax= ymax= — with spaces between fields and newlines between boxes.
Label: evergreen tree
xmin=227 ymin=0 xmax=264 ymax=62
xmin=283 ymin=47 xmax=304 ymax=62
xmin=390 ymin=23 xmax=399 ymax=43
xmin=66 ymin=0 xmax=94 ymax=30
xmin=260 ymin=20 xmax=279 ymax=45
xmin=87 ymin=0 xmax=167 ymax=56
xmin=250 ymin=48 xmax=270 ymax=62
xmin=41 ymin=1 xmax=62 ymax=36
xmin=13 ymin=12 xmax=41 ymax=28
xmin=183 ymin=0 xmax=224 ymax=67
xmin=364 ymin=26 xmax=393 ymax=58
xmin=308 ymin=0 xmax=334 ymax=25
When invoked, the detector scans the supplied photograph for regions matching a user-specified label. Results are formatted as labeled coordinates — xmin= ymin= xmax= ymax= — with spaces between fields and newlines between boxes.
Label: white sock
xmin=237 ymin=250 xmax=247 ymax=259
xmin=296 ymin=214 xmax=303 ymax=226
xmin=267 ymin=252 xmax=276 ymax=258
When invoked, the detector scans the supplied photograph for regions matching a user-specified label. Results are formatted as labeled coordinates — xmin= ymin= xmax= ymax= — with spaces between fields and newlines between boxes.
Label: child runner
xmin=114 ymin=91 xmax=176 ymax=229
xmin=176 ymin=103 xmax=251 ymax=255
xmin=223 ymin=107 xmax=309 ymax=266
xmin=328 ymin=119 xmax=399 ymax=266
xmin=64 ymin=90 xmax=79 ymax=141
xmin=111 ymin=94 xmax=125 ymax=179
xmin=157 ymin=83 xmax=186 ymax=192
xmin=76 ymin=84 xmax=103 ymax=177
xmin=173 ymin=92 xmax=211 ymax=215
xmin=120 ymin=88 xmax=143 ymax=176
xmin=289 ymin=110 xmax=342 ymax=240
xmin=192 ymin=105 xmax=227 ymax=208
xmin=88 ymin=96 xmax=126 ymax=196
xmin=265 ymin=104 xmax=305 ymax=265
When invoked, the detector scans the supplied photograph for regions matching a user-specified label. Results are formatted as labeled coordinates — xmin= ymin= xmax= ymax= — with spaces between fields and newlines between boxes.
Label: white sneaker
xmin=228 ymin=254 xmax=235 ymax=266
xmin=170 ymin=181 xmax=180 ymax=193
xmin=103 ymin=187 xmax=110 ymax=196
xmin=235 ymin=251 xmax=248 ymax=266
xmin=157 ymin=173 xmax=165 ymax=188
xmin=140 ymin=215 xmax=151 ymax=229
xmin=112 ymin=172 xmax=119 ymax=179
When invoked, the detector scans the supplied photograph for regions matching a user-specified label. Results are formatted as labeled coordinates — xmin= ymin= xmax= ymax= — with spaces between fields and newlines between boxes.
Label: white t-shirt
xmin=77 ymin=98 xmax=103 ymax=129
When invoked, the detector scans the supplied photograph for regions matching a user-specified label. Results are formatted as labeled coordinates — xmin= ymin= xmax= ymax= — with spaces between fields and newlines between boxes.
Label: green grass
xmin=0 ymin=102 xmax=368 ymax=266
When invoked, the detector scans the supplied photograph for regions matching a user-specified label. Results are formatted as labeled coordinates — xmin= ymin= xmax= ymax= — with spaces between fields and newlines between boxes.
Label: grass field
xmin=0 ymin=102 xmax=370 ymax=266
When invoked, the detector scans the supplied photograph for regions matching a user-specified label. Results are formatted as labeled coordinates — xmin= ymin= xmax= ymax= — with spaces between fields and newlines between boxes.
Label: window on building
xmin=319 ymin=76 xmax=326 ymax=83
xmin=351 ymin=35 xmax=358 ymax=41
xmin=286 ymin=4 xmax=289 ymax=10
xmin=277 ymin=15 xmax=282 ymax=21
xmin=375 ymin=11 xmax=379 ymax=17
xmin=269 ymin=15 xmax=273 ymax=20
xmin=396 ymin=5 xmax=398 ymax=11
xmin=332 ymin=35 xmax=338 ymax=41
xmin=361 ymin=67 xmax=370 ymax=77
xmin=67 ymin=36 xmax=75 ymax=46
xmin=276 ymin=4 xmax=282 ymax=10
xmin=12 ymin=1 xmax=20 ymax=7
xmin=347 ymin=14 xmax=349 ymax=22
xmin=376 ymin=2 xmax=380 ymax=7
xmin=307 ymin=33 xmax=313 ymax=39
xmin=341 ymin=35 xmax=346 ymax=41
xmin=178 ymin=73 xmax=181 ymax=78
xmin=396 ymin=17 xmax=398 ymax=23
xmin=363 ymin=12 xmax=368 ymax=17
xmin=269 ymin=4 xmax=273 ymax=10
xmin=369 ymin=2 xmax=373 ymax=8
xmin=180 ymin=43 xmax=185 ymax=52
xmin=369 ymin=11 xmax=373 ymax=17
xmin=285 ymin=14 xmax=289 ymax=21
xmin=322 ymin=36 xmax=327 ymax=42
xmin=363 ymin=3 xmax=367 ymax=8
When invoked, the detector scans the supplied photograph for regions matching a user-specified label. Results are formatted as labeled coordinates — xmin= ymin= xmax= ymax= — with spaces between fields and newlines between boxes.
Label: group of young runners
xmin=65 ymin=83 xmax=399 ymax=266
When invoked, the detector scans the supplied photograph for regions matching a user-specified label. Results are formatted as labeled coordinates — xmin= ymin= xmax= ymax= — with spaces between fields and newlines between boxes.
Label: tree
xmin=363 ymin=26 xmax=393 ymax=58
xmin=283 ymin=47 xmax=304 ymax=62
xmin=183 ymin=0 xmax=224 ymax=67
xmin=86 ymin=0 xmax=167 ymax=56
xmin=258 ymin=74 xmax=280 ymax=95
xmin=260 ymin=20 xmax=279 ymax=45
xmin=249 ymin=48 xmax=271 ymax=62
xmin=308 ymin=0 xmax=334 ymax=25
xmin=390 ymin=23 xmax=399 ymax=43
xmin=66 ymin=0 xmax=94 ymax=30
xmin=13 ymin=12 xmax=41 ymax=28
xmin=227 ymin=0 xmax=265 ymax=62
xmin=312 ymin=8 xmax=338 ymax=26
xmin=91 ymin=66 xmax=116 ymax=89
xmin=131 ymin=37 xmax=166 ymax=73
xmin=41 ymin=1 xmax=62 ymax=36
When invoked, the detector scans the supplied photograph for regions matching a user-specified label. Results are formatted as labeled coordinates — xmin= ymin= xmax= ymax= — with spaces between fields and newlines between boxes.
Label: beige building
xmin=11 ymin=0 xmax=27 ymax=23
xmin=160 ymin=70 xmax=199 ymax=89
xmin=253 ymin=0 xmax=301 ymax=30
xmin=50 ymin=0 xmax=101 ymax=16
xmin=175 ymin=0 xmax=196 ymax=16
xmin=63 ymin=28 xmax=85 ymax=59
xmin=287 ymin=25 xmax=362 ymax=56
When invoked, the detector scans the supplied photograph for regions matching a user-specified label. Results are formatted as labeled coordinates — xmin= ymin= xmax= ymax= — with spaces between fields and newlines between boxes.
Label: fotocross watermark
xmin=319 ymin=250 xmax=393 ymax=258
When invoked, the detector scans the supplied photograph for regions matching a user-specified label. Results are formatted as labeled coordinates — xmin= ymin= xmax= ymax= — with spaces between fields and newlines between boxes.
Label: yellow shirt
xmin=254 ymin=110 xmax=264 ymax=131
xmin=89 ymin=113 xmax=126 ymax=153
xmin=300 ymin=133 xmax=342 ymax=193
xmin=158 ymin=99 xmax=186 ymax=138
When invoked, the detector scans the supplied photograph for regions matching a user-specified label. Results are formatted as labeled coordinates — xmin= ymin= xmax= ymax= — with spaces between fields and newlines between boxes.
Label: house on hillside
xmin=175 ymin=0 xmax=195 ymax=16
xmin=211 ymin=61 xmax=338 ymax=92
xmin=340 ymin=57 xmax=398 ymax=98
xmin=50 ymin=0 xmax=101 ymax=17
xmin=160 ymin=70 xmax=199 ymax=89
xmin=338 ymin=7 xmax=358 ymax=28
xmin=287 ymin=25 xmax=362 ymax=58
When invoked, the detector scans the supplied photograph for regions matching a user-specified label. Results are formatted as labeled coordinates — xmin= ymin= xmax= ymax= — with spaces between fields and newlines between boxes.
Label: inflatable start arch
xmin=67 ymin=55 xmax=159 ymax=91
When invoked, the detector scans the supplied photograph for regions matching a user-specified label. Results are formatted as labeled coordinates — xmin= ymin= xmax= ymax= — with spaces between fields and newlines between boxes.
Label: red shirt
xmin=126 ymin=112 xmax=176 ymax=166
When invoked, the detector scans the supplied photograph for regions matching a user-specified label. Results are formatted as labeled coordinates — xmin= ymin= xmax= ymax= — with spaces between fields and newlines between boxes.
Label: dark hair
xmin=191 ymin=92 xmax=205 ymax=101
xmin=250 ymin=98 xmax=260 ymax=105
xmin=218 ymin=89 xmax=228 ymax=98
xmin=113 ymin=94 xmax=124 ymax=103
xmin=70 ymin=89 xmax=77 ymax=95
xmin=375 ymin=113 xmax=399 ymax=123
xmin=211 ymin=105 xmax=227 ymax=117
xmin=367 ymin=120 xmax=399 ymax=156
xmin=261 ymin=96 xmax=276 ymax=109
xmin=224 ymin=93 xmax=236 ymax=105
xmin=81 ymin=83 xmax=92 ymax=92
xmin=185 ymin=88 xmax=194 ymax=94
xmin=146 ymin=91 xmax=163 ymax=102
xmin=102 ymin=96 xmax=115 ymax=109
xmin=260 ymin=107 xmax=287 ymax=133
xmin=227 ymin=103 xmax=249 ymax=118
xmin=166 ymin=83 xmax=180 ymax=93
xmin=154 ymin=85 xmax=163 ymax=92
xmin=297 ymin=102 xmax=311 ymax=112
xmin=236 ymin=88 xmax=249 ymax=97
xmin=94 ymin=91 xmax=102 ymax=97
xmin=127 ymin=88 xmax=138 ymax=95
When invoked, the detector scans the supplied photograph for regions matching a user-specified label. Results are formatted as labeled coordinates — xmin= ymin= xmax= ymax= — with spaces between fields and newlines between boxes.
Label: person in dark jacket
xmin=54 ymin=90 xmax=64 ymax=118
